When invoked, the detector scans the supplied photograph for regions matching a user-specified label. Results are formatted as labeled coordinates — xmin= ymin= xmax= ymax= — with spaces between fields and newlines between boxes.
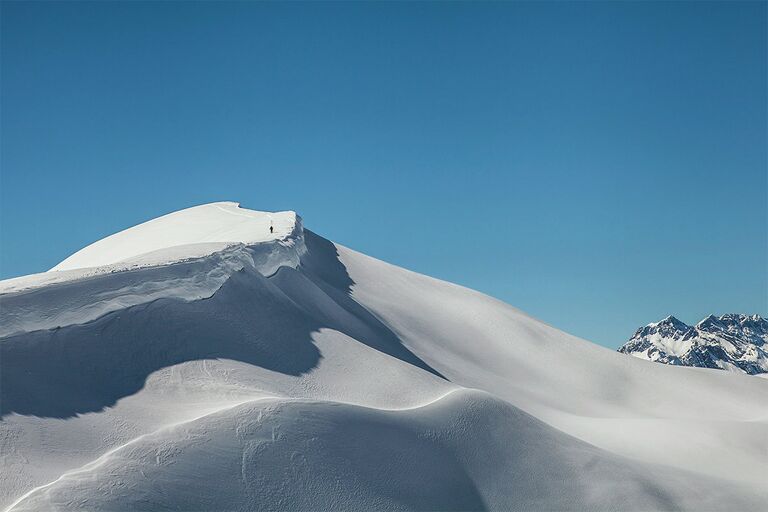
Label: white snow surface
xmin=50 ymin=201 xmax=297 ymax=272
xmin=1 ymin=203 xmax=767 ymax=511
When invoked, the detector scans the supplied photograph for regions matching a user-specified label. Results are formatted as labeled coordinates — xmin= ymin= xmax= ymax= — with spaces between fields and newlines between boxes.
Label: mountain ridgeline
xmin=618 ymin=314 xmax=768 ymax=375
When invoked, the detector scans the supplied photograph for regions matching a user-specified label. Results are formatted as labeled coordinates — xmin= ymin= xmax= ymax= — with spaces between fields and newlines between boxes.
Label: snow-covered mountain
xmin=618 ymin=314 xmax=768 ymax=375
xmin=1 ymin=202 xmax=767 ymax=511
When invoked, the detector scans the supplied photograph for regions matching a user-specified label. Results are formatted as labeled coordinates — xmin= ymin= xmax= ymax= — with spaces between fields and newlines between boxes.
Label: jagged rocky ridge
xmin=618 ymin=314 xmax=768 ymax=375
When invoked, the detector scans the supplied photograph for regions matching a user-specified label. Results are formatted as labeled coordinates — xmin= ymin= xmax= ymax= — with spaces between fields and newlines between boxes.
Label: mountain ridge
xmin=618 ymin=313 xmax=768 ymax=375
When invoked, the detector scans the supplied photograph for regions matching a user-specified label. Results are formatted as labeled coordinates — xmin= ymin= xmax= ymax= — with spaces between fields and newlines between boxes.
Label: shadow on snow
xmin=0 ymin=230 xmax=444 ymax=419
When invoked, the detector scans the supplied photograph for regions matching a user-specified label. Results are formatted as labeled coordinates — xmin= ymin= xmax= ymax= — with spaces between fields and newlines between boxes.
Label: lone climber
xmin=269 ymin=222 xmax=274 ymax=234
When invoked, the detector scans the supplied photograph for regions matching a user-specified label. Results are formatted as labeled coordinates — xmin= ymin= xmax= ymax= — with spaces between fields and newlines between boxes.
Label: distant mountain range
xmin=619 ymin=314 xmax=768 ymax=375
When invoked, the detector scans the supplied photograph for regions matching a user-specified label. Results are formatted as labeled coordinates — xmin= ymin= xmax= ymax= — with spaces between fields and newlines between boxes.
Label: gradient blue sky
xmin=2 ymin=1 xmax=766 ymax=348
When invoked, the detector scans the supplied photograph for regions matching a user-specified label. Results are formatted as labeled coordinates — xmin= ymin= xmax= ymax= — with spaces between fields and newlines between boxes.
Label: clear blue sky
xmin=1 ymin=1 xmax=766 ymax=348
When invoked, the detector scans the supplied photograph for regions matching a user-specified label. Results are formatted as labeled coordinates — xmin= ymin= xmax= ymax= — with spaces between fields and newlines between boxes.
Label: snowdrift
xmin=1 ymin=202 xmax=766 ymax=511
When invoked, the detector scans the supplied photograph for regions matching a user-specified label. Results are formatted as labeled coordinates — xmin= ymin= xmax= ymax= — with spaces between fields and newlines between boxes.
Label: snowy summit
xmin=51 ymin=201 xmax=299 ymax=272
xmin=1 ymin=202 xmax=767 ymax=511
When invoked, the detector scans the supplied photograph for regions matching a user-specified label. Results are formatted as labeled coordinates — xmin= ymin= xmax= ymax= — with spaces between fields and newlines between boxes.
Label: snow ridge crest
xmin=0 ymin=203 xmax=307 ymax=336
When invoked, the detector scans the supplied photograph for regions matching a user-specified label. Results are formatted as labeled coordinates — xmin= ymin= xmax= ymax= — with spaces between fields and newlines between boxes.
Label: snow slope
xmin=1 ymin=203 xmax=766 ymax=511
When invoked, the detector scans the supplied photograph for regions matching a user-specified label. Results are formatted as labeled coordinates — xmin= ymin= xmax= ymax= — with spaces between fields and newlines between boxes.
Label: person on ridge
xmin=269 ymin=222 xmax=274 ymax=234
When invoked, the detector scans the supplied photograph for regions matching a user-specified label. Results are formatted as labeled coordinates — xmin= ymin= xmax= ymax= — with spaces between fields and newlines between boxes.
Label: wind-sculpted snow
xmin=1 ymin=203 xmax=767 ymax=511
xmin=0 ymin=208 xmax=306 ymax=337
xmin=8 ymin=390 xmax=764 ymax=512
xmin=8 ymin=394 xmax=481 ymax=512
xmin=1 ymin=230 xmax=442 ymax=419
xmin=49 ymin=202 xmax=299 ymax=272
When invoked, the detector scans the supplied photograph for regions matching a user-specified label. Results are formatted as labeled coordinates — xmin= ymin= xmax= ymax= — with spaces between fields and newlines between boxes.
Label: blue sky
xmin=1 ymin=1 xmax=765 ymax=348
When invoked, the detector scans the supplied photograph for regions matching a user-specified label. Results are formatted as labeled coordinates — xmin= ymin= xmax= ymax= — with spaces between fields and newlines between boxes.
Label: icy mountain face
xmin=2 ymin=203 xmax=768 ymax=511
xmin=619 ymin=314 xmax=768 ymax=374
